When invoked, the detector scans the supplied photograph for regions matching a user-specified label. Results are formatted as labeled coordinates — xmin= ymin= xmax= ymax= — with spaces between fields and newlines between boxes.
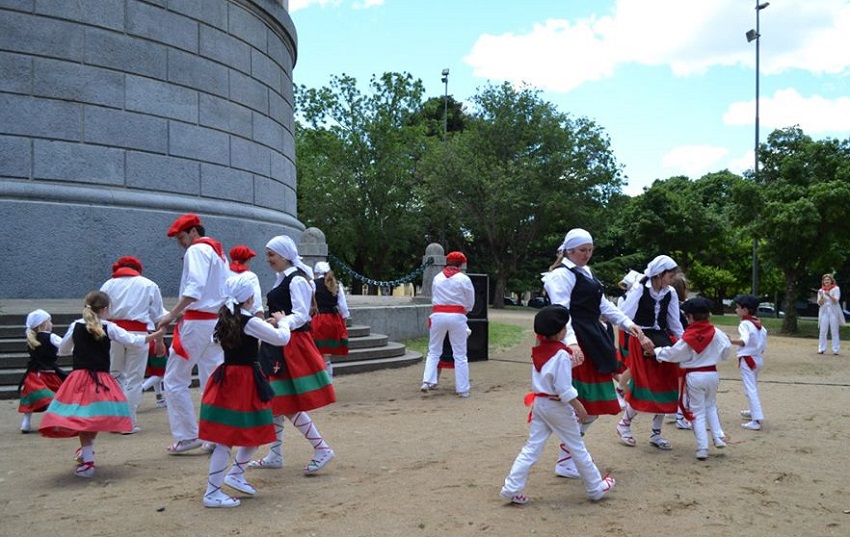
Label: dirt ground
xmin=2 ymin=308 xmax=849 ymax=537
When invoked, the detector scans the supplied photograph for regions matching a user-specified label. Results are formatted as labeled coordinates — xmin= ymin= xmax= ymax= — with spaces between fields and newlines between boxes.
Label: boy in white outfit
xmin=501 ymin=305 xmax=615 ymax=504
xmin=731 ymin=294 xmax=768 ymax=431
xmin=652 ymin=297 xmax=732 ymax=460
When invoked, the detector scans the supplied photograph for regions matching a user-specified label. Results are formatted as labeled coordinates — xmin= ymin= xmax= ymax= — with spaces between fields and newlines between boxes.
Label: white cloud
xmin=661 ymin=144 xmax=729 ymax=177
xmin=464 ymin=0 xmax=850 ymax=92
xmin=727 ymin=149 xmax=756 ymax=176
xmin=723 ymin=88 xmax=850 ymax=133
xmin=289 ymin=0 xmax=341 ymax=12
xmin=353 ymin=0 xmax=384 ymax=8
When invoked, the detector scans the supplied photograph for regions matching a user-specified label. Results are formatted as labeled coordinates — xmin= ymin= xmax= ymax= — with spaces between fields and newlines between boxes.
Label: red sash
xmin=524 ymin=392 xmax=560 ymax=423
xmin=738 ymin=355 xmax=757 ymax=370
xmin=172 ymin=310 xmax=218 ymax=359
xmin=112 ymin=319 xmax=148 ymax=332
xmin=432 ymin=305 xmax=466 ymax=314
xmin=679 ymin=365 xmax=717 ymax=421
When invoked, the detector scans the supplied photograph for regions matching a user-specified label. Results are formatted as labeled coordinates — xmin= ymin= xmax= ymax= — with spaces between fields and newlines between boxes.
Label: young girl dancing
xmin=18 ymin=309 xmax=67 ymax=433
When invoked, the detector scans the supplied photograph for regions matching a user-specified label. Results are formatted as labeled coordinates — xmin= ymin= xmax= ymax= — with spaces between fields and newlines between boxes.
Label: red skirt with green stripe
xmin=311 ymin=313 xmax=349 ymax=355
xmin=38 ymin=370 xmax=133 ymax=438
xmin=622 ymin=331 xmax=679 ymax=414
xmin=572 ymin=358 xmax=622 ymax=416
xmin=18 ymin=371 xmax=64 ymax=413
xmin=268 ymin=331 xmax=336 ymax=415
xmin=199 ymin=364 xmax=275 ymax=446
xmin=144 ymin=346 xmax=167 ymax=377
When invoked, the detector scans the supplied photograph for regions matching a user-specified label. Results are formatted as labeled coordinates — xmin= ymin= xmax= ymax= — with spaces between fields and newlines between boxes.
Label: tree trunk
xmin=491 ymin=275 xmax=506 ymax=309
xmin=780 ymin=270 xmax=799 ymax=334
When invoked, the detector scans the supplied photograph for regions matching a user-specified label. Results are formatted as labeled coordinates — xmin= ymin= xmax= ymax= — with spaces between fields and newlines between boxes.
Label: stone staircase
xmin=0 ymin=311 xmax=421 ymax=400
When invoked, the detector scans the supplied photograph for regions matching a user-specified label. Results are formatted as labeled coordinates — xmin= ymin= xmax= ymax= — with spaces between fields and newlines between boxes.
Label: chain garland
xmin=327 ymin=253 xmax=434 ymax=289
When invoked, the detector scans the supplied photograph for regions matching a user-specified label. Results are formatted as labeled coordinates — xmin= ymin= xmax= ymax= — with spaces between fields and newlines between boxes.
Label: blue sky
xmin=287 ymin=0 xmax=850 ymax=195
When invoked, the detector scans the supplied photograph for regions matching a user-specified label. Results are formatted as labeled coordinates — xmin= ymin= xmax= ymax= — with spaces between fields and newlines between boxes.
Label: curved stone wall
xmin=0 ymin=0 xmax=300 ymax=297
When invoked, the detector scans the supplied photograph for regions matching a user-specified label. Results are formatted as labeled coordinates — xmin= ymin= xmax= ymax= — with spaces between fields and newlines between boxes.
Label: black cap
xmin=534 ymin=305 xmax=571 ymax=337
xmin=733 ymin=294 xmax=759 ymax=312
xmin=682 ymin=297 xmax=713 ymax=315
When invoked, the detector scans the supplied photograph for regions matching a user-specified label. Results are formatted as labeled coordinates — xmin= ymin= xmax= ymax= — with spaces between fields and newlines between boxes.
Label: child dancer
xmin=38 ymin=291 xmax=162 ymax=477
xmin=731 ymin=294 xmax=767 ymax=431
xmin=501 ymin=305 xmax=615 ymax=504
xmin=18 ymin=309 xmax=67 ymax=433
xmin=652 ymin=298 xmax=732 ymax=460
xmin=312 ymin=261 xmax=350 ymax=377
xmin=199 ymin=275 xmax=291 ymax=508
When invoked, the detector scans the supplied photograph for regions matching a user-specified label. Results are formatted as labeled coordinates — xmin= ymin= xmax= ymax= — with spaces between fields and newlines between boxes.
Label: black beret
xmin=682 ymin=297 xmax=713 ymax=315
xmin=534 ymin=305 xmax=571 ymax=337
xmin=733 ymin=294 xmax=760 ymax=312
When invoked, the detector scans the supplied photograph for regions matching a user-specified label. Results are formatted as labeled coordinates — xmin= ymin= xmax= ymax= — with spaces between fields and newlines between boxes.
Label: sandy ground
xmin=2 ymin=308 xmax=849 ymax=537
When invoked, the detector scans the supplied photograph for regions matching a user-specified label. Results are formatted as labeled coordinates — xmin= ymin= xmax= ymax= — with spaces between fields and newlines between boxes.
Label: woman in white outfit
xmin=817 ymin=274 xmax=844 ymax=355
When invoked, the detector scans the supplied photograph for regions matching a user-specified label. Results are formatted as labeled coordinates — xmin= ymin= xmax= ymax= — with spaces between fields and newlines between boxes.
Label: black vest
xmin=27 ymin=332 xmax=59 ymax=370
xmin=223 ymin=314 xmax=260 ymax=366
xmin=314 ymin=277 xmax=339 ymax=314
xmin=266 ymin=270 xmax=311 ymax=331
xmin=71 ymin=322 xmax=112 ymax=372
xmin=561 ymin=265 xmax=618 ymax=374
xmin=633 ymin=281 xmax=672 ymax=330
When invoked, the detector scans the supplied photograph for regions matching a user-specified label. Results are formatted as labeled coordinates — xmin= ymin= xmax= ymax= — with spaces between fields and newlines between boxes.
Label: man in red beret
xmin=157 ymin=213 xmax=228 ymax=453
xmin=228 ymin=245 xmax=263 ymax=318
xmin=100 ymin=256 xmax=167 ymax=433
xmin=420 ymin=251 xmax=475 ymax=397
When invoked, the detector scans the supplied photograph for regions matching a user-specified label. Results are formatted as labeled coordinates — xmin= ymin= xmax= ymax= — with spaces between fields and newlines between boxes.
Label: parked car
xmin=527 ymin=296 xmax=550 ymax=309
xmin=503 ymin=296 xmax=518 ymax=306
xmin=757 ymin=304 xmax=784 ymax=318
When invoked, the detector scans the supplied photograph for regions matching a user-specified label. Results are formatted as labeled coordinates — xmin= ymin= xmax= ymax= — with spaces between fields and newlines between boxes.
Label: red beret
xmin=166 ymin=213 xmax=201 ymax=237
xmin=113 ymin=255 xmax=143 ymax=273
xmin=446 ymin=251 xmax=467 ymax=265
xmin=229 ymin=245 xmax=256 ymax=261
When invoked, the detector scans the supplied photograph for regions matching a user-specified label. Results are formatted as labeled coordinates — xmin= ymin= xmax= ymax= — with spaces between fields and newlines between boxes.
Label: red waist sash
xmin=112 ymin=319 xmax=148 ymax=332
xmin=172 ymin=310 xmax=219 ymax=359
xmin=524 ymin=392 xmax=561 ymax=422
xmin=433 ymin=305 xmax=467 ymax=314
xmin=738 ymin=355 xmax=757 ymax=370
xmin=679 ymin=365 xmax=717 ymax=420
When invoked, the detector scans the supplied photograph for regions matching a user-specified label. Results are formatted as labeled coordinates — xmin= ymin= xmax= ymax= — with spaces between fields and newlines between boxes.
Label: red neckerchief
xmin=743 ymin=315 xmax=762 ymax=330
xmin=111 ymin=267 xmax=140 ymax=278
xmin=229 ymin=261 xmax=248 ymax=273
xmin=531 ymin=337 xmax=571 ymax=372
xmin=821 ymin=284 xmax=836 ymax=292
xmin=442 ymin=266 xmax=461 ymax=278
xmin=193 ymin=237 xmax=226 ymax=261
xmin=681 ymin=320 xmax=716 ymax=354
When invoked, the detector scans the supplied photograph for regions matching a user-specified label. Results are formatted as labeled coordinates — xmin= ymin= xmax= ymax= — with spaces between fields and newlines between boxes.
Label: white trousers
xmin=110 ymin=335 xmax=148 ymax=425
xmin=683 ymin=371 xmax=723 ymax=451
xmin=739 ymin=357 xmax=764 ymax=421
xmin=422 ymin=313 xmax=469 ymax=394
xmin=503 ymin=398 xmax=603 ymax=497
xmin=819 ymin=314 xmax=841 ymax=353
xmin=164 ymin=319 xmax=223 ymax=442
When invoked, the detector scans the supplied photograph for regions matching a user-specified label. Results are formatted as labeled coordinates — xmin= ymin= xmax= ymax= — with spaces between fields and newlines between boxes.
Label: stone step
xmin=334 ymin=342 xmax=408 ymax=362
xmin=333 ymin=351 xmax=422 ymax=375
xmin=347 ymin=325 xmax=370 ymax=338
xmin=347 ymin=333 xmax=388 ymax=349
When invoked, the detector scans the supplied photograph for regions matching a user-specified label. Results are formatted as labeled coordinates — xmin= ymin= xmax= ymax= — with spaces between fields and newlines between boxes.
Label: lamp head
xmin=746 ymin=29 xmax=759 ymax=42
xmin=757 ymin=2 xmax=770 ymax=10
xmin=441 ymin=68 xmax=449 ymax=76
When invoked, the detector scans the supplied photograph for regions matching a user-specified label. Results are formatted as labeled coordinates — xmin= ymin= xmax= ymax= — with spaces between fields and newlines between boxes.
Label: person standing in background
xmin=817 ymin=274 xmax=844 ymax=355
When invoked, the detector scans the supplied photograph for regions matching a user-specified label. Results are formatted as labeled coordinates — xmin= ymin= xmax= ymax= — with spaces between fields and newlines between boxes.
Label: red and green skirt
xmin=311 ymin=313 xmax=349 ymax=355
xmin=572 ymin=357 xmax=622 ymax=416
xmin=199 ymin=364 xmax=275 ymax=446
xmin=19 ymin=371 xmax=64 ymax=413
xmin=622 ymin=332 xmax=679 ymax=414
xmin=145 ymin=344 xmax=167 ymax=377
xmin=38 ymin=370 xmax=132 ymax=438
xmin=268 ymin=332 xmax=336 ymax=415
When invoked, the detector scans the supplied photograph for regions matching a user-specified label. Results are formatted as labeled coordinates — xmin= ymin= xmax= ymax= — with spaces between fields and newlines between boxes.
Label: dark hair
xmin=214 ymin=305 xmax=243 ymax=351
xmin=689 ymin=312 xmax=710 ymax=321
xmin=191 ymin=225 xmax=206 ymax=237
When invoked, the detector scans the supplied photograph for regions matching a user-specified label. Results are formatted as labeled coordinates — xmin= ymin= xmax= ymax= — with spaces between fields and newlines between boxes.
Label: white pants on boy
xmin=739 ymin=356 xmax=764 ymax=421
xmin=684 ymin=371 xmax=723 ymax=451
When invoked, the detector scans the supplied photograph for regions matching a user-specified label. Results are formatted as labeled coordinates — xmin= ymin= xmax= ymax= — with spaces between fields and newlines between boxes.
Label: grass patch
xmin=711 ymin=314 xmax=850 ymax=339
xmin=403 ymin=322 xmax=526 ymax=356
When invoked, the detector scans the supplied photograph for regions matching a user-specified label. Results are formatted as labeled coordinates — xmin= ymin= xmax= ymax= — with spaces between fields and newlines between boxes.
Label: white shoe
xmin=588 ymin=474 xmax=615 ymax=501
xmin=20 ymin=415 xmax=32 ymax=433
xmin=121 ymin=426 xmax=141 ymax=435
xmin=741 ymin=420 xmax=762 ymax=431
xmin=247 ymin=456 xmax=283 ymax=469
xmin=420 ymin=382 xmax=436 ymax=392
xmin=695 ymin=449 xmax=709 ymax=460
xmin=554 ymin=461 xmax=580 ymax=479
xmin=304 ymin=449 xmax=335 ymax=474
xmin=740 ymin=410 xmax=752 ymax=419
xmin=75 ymin=461 xmax=96 ymax=478
xmin=676 ymin=419 xmax=692 ymax=430
xmin=457 ymin=391 xmax=470 ymax=398
xmin=224 ymin=474 xmax=256 ymax=495
xmin=500 ymin=489 xmax=529 ymax=504
xmin=155 ymin=398 xmax=167 ymax=409
xmin=203 ymin=491 xmax=241 ymax=508
xmin=202 ymin=442 xmax=216 ymax=454
xmin=713 ymin=437 xmax=727 ymax=449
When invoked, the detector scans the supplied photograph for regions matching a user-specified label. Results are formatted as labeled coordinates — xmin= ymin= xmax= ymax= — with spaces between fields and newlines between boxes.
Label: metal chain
xmin=327 ymin=253 xmax=434 ymax=289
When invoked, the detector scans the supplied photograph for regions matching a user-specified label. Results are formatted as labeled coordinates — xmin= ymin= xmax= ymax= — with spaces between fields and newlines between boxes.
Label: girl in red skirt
xmin=18 ymin=309 xmax=67 ymax=433
xmin=311 ymin=261 xmax=350 ymax=377
xmin=38 ymin=291 xmax=163 ymax=478
xmin=199 ymin=275 xmax=291 ymax=508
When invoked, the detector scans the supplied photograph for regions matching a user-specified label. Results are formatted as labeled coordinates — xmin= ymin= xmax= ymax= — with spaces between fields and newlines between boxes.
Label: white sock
xmin=21 ymin=413 xmax=32 ymax=431
xmin=290 ymin=412 xmax=330 ymax=452
xmin=228 ymin=446 xmax=257 ymax=478
xmin=205 ymin=445 xmax=231 ymax=497
xmin=263 ymin=415 xmax=285 ymax=462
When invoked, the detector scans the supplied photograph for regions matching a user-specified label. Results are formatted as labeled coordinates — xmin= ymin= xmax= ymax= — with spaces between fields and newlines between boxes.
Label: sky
xmin=286 ymin=0 xmax=850 ymax=196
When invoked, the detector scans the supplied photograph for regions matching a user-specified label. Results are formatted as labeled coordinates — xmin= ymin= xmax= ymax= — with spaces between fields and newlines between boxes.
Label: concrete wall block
xmin=32 ymin=140 xmax=124 ymax=185
xmin=199 ymin=24 xmax=251 ymax=74
xmin=0 ymin=94 xmax=81 ymax=140
xmin=231 ymin=136 xmax=271 ymax=176
xmin=168 ymin=0 xmax=227 ymax=31
xmin=127 ymin=75 xmax=198 ymax=123
xmin=126 ymin=150 xmax=200 ymax=194
xmin=0 ymin=51 xmax=31 ymax=94
xmin=33 ymin=57 xmax=125 ymax=108
xmin=126 ymin=1 xmax=198 ymax=53
xmin=168 ymin=122 xmax=230 ymax=165
xmin=229 ymin=69 xmax=269 ymax=113
xmin=253 ymin=175 xmax=287 ymax=211
xmin=0 ymin=1 xmax=34 ymax=13
xmin=0 ymin=10 xmax=84 ymax=61
xmin=268 ymin=91 xmax=294 ymax=134
xmin=84 ymin=105 xmax=168 ymax=154
xmin=167 ymin=49 xmax=229 ymax=98
xmin=0 ymin=135 xmax=31 ymax=178
xmin=271 ymin=151 xmax=296 ymax=189
xmin=200 ymin=162 xmax=253 ymax=203
xmin=266 ymin=29 xmax=293 ymax=72
xmin=252 ymin=113 xmax=284 ymax=152
xmin=84 ymin=27 xmax=167 ymax=79
xmin=199 ymin=93 xmax=252 ymax=138
xmin=227 ymin=3 xmax=267 ymax=51
xmin=280 ymin=69 xmax=294 ymax=104
xmin=34 ymin=0 xmax=125 ymax=31
xmin=251 ymin=48 xmax=282 ymax=91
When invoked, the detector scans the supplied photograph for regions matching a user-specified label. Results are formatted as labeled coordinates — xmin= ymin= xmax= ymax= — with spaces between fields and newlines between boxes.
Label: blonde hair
xmin=671 ymin=273 xmax=689 ymax=302
xmin=324 ymin=270 xmax=339 ymax=296
xmin=82 ymin=290 xmax=110 ymax=340
xmin=548 ymin=250 xmax=567 ymax=272
xmin=25 ymin=318 xmax=52 ymax=349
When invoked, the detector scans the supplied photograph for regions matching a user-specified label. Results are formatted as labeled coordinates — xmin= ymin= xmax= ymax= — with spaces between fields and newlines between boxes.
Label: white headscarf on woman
xmin=266 ymin=235 xmax=314 ymax=288
xmin=224 ymin=273 xmax=256 ymax=314
xmin=644 ymin=255 xmax=677 ymax=279
xmin=313 ymin=261 xmax=331 ymax=278
xmin=559 ymin=228 xmax=593 ymax=252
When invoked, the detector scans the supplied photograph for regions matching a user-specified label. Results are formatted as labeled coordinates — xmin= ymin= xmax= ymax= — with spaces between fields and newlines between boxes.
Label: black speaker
xmin=467 ymin=273 xmax=489 ymax=320
xmin=439 ymin=318 xmax=489 ymax=362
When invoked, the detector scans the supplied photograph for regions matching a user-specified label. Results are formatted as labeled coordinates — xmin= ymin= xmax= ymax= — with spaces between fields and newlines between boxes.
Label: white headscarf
xmin=619 ymin=269 xmax=643 ymax=290
xmin=224 ymin=274 xmax=255 ymax=313
xmin=645 ymin=255 xmax=678 ymax=279
xmin=313 ymin=261 xmax=331 ymax=278
xmin=25 ymin=309 xmax=50 ymax=334
xmin=266 ymin=235 xmax=314 ymax=287
xmin=559 ymin=228 xmax=593 ymax=252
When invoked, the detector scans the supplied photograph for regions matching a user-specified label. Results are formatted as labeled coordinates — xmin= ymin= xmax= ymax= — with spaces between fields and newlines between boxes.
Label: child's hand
xmin=270 ymin=312 xmax=286 ymax=327
xmin=569 ymin=345 xmax=584 ymax=367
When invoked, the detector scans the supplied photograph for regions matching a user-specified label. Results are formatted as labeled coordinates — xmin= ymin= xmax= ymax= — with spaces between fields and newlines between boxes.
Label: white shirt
xmin=655 ymin=326 xmax=732 ymax=368
xmin=337 ymin=286 xmax=350 ymax=319
xmin=737 ymin=319 xmax=767 ymax=358
xmin=280 ymin=266 xmax=313 ymax=330
xmin=242 ymin=309 xmax=291 ymax=346
xmin=532 ymin=347 xmax=580 ymax=402
xmin=620 ymin=281 xmax=684 ymax=338
xmin=431 ymin=271 xmax=475 ymax=312
xmin=58 ymin=319 xmax=148 ymax=355
xmin=100 ymin=275 xmax=166 ymax=330
xmin=180 ymin=241 xmax=228 ymax=313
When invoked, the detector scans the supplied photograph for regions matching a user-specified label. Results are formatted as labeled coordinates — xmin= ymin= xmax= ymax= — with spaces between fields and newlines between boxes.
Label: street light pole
xmin=747 ymin=1 xmax=769 ymax=296
xmin=441 ymin=68 xmax=449 ymax=141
